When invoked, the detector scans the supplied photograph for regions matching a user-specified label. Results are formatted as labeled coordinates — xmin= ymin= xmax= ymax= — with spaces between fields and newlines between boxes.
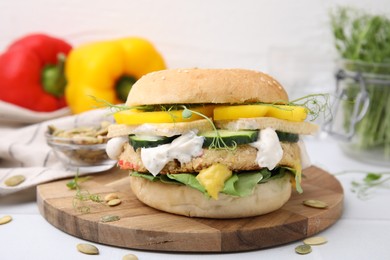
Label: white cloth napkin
xmin=0 ymin=108 xmax=114 ymax=196
xmin=0 ymin=100 xmax=71 ymax=125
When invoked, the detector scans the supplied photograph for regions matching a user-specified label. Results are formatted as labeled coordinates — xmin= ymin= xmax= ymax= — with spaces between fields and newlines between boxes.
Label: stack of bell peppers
xmin=0 ymin=34 xmax=166 ymax=113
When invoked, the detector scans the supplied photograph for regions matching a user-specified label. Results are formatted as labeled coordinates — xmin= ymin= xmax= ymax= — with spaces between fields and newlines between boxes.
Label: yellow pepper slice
xmin=114 ymin=106 xmax=214 ymax=125
xmin=196 ymin=163 xmax=232 ymax=200
xmin=213 ymin=104 xmax=307 ymax=122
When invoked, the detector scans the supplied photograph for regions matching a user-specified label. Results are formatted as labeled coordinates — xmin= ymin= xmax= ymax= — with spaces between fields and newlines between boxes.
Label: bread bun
xmin=130 ymin=173 xmax=292 ymax=218
xmin=107 ymin=118 xmax=214 ymax=138
xmin=126 ymin=68 xmax=288 ymax=106
xmin=216 ymin=117 xmax=319 ymax=135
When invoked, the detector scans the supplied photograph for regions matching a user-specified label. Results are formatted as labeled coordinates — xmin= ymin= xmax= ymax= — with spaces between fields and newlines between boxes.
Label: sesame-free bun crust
xmin=130 ymin=174 xmax=292 ymax=218
xmin=126 ymin=68 xmax=288 ymax=106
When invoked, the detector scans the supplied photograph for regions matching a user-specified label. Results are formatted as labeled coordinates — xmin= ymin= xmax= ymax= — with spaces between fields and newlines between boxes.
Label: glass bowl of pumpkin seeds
xmin=45 ymin=121 xmax=116 ymax=172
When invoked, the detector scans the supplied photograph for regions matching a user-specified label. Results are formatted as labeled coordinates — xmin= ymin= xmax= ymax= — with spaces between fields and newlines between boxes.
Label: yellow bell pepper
xmin=196 ymin=163 xmax=232 ymax=200
xmin=114 ymin=105 xmax=215 ymax=125
xmin=213 ymin=104 xmax=307 ymax=122
xmin=65 ymin=37 xmax=166 ymax=114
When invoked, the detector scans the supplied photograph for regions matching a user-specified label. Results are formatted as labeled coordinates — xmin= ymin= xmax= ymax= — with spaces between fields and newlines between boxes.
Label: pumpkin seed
xmin=303 ymin=199 xmax=328 ymax=209
xmin=48 ymin=121 xmax=111 ymax=145
xmin=77 ymin=243 xmax=99 ymax=255
xmin=122 ymin=253 xmax=139 ymax=260
xmin=295 ymin=244 xmax=312 ymax=255
xmin=303 ymin=236 xmax=328 ymax=245
xmin=100 ymin=215 xmax=120 ymax=223
xmin=104 ymin=193 xmax=119 ymax=202
xmin=0 ymin=215 xmax=12 ymax=225
xmin=107 ymin=198 xmax=121 ymax=206
xmin=4 ymin=175 xmax=25 ymax=187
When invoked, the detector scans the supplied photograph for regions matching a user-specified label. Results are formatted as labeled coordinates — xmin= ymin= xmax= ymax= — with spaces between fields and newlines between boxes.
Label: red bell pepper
xmin=0 ymin=34 xmax=72 ymax=112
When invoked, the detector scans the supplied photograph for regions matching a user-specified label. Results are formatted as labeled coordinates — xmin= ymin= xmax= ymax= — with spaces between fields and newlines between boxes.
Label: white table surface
xmin=1 ymin=135 xmax=390 ymax=260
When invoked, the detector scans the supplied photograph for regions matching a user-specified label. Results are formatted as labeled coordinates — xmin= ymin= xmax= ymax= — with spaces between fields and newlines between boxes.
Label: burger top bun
xmin=126 ymin=68 xmax=289 ymax=106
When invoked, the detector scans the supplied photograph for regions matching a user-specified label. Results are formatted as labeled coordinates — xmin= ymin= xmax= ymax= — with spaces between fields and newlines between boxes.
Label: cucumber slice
xmin=276 ymin=131 xmax=299 ymax=143
xmin=129 ymin=130 xmax=298 ymax=150
xmin=129 ymin=135 xmax=177 ymax=149
xmin=199 ymin=130 xmax=258 ymax=147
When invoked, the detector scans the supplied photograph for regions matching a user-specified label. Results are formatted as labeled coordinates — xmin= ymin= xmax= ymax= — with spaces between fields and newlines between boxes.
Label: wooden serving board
xmin=37 ymin=165 xmax=343 ymax=252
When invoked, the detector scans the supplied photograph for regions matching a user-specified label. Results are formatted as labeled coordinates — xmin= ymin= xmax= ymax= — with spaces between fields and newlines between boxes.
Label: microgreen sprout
xmin=66 ymin=172 xmax=91 ymax=190
xmin=335 ymin=170 xmax=390 ymax=199
xmin=67 ymin=170 xmax=103 ymax=213
xmin=351 ymin=172 xmax=390 ymax=199
xmin=181 ymin=106 xmax=237 ymax=150
xmin=72 ymin=190 xmax=104 ymax=214
xmin=89 ymin=95 xmax=129 ymax=112
xmin=161 ymin=105 xmax=181 ymax=122
xmin=289 ymin=93 xmax=331 ymax=121
xmin=252 ymin=93 xmax=331 ymax=122
xmin=89 ymin=95 xmax=155 ymax=113
xmin=181 ymin=108 xmax=193 ymax=119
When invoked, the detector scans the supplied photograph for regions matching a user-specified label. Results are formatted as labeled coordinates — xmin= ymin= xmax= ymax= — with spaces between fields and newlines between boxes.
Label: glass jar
xmin=324 ymin=59 xmax=390 ymax=166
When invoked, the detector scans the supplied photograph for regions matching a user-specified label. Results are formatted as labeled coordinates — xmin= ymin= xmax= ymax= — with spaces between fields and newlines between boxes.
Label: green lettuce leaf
xmin=131 ymin=171 xmax=159 ymax=181
xmin=278 ymin=166 xmax=303 ymax=194
xmin=221 ymin=174 xmax=239 ymax=196
xmin=167 ymin=173 xmax=206 ymax=193
xmin=159 ymin=174 xmax=183 ymax=185
xmin=258 ymin=168 xmax=272 ymax=183
xmin=130 ymin=166 xmax=297 ymax=198
xmin=222 ymin=172 xmax=263 ymax=197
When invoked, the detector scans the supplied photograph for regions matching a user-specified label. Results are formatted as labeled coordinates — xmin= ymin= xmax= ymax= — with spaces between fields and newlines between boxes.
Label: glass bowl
xmin=45 ymin=124 xmax=116 ymax=172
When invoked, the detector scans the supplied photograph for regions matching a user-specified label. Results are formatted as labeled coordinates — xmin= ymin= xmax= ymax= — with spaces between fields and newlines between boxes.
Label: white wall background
xmin=0 ymin=0 xmax=388 ymax=98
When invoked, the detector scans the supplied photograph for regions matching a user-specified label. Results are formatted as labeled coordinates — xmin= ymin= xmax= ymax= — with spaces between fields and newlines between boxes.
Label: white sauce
xmin=106 ymin=136 xmax=128 ymax=160
xmin=140 ymin=131 xmax=204 ymax=176
xmin=249 ymin=127 xmax=283 ymax=170
xmin=226 ymin=120 xmax=312 ymax=169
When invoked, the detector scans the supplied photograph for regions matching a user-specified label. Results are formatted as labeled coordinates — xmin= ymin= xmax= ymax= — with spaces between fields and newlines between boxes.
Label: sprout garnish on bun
xmin=106 ymin=68 xmax=320 ymax=218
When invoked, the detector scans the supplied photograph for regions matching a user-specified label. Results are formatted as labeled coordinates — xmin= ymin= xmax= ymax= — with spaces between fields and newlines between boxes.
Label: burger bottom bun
xmin=130 ymin=173 xmax=292 ymax=218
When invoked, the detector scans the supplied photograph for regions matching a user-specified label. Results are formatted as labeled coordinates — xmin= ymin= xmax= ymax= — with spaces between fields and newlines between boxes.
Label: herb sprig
xmin=181 ymin=106 xmax=237 ymax=150
xmin=90 ymin=95 xmax=155 ymax=112
xmin=67 ymin=171 xmax=103 ymax=213
xmin=335 ymin=170 xmax=390 ymax=199
xmin=289 ymin=93 xmax=331 ymax=121
xmin=331 ymin=7 xmax=390 ymax=63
